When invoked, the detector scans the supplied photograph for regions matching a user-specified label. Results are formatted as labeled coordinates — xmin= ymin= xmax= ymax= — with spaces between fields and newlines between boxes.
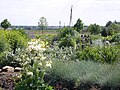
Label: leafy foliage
xmin=5 ymin=30 xmax=28 ymax=54
xmin=0 ymin=34 xmax=9 ymax=53
xmin=45 ymin=46 xmax=77 ymax=61
xmin=15 ymin=39 xmax=53 ymax=90
xmin=110 ymin=33 xmax=120 ymax=43
xmin=59 ymin=35 xmax=77 ymax=48
xmin=76 ymin=46 xmax=119 ymax=63
xmin=45 ymin=43 xmax=120 ymax=64
xmin=101 ymin=23 xmax=120 ymax=37
xmin=87 ymin=24 xmax=101 ymax=35
xmin=56 ymin=27 xmax=82 ymax=48
xmin=0 ymin=30 xmax=29 ymax=67
xmin=36 ymin=34 xmax=56 ymax=46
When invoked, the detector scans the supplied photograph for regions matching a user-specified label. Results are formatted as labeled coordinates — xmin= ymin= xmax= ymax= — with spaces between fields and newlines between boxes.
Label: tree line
xmin=1 ymin=17 xmax=120 ymax=36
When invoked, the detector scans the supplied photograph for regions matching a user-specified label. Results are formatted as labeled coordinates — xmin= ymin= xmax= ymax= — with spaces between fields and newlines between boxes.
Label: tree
xmin=74 ymin=18 xmax=84 ymax=33
xmin=105 ymin=21 xmax=112 ymax=27
xmin=101 ymin=23 xmax=120 ymax=37
xmin=87 ymin=24 xmax=100 ymax=35
xmin=1 ymin=19 xmax=11 ymax=30
xmin=101 ymin=27 xmax=108 ymax=37
xmin=38 ymin=17 xmax=48 ymax=34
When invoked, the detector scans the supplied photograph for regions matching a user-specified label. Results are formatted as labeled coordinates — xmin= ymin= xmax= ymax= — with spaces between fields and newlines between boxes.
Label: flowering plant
xmin=15 ymin=39 xmax=53 ymax=90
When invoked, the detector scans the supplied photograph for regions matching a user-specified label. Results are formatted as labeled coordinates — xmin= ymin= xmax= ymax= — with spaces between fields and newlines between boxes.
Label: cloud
xmin=0 ymin=0 xmax=119 ymax=25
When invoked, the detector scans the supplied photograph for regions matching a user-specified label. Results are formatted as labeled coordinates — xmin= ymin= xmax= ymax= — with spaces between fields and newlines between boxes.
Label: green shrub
xmin=101 ymin=27 xmax=110 ymax=37
xmin=15 ymin=39 xmax=53 ymax=90
xmin=36 ymin=34 xmax=55 ymax=46
xmin=47 ymin=60 xmax=120 ymax=88
xmin=45 ymin=44 xmax=120 ymax=64
xmin=5 ymin=30 xmax=28 ymax=51
xmin=0 ymin=30 xmax=29 ymax=67
xmin=45 ymin=46 xmax=77 ymax=61
xmin=0 ymin=30 xmax=28 ymax=51
xmin=59 ymin=35 xmax=77 ymax=48
xmin=110 ymin=33 xmax=120 ymax=43
xmin=56 ymin=28 xmax=82 ymax=48
xmin=0 ymin=35 xmax=10 ymax=53
xmin=76 ymin=46 xmax=119 ymax=63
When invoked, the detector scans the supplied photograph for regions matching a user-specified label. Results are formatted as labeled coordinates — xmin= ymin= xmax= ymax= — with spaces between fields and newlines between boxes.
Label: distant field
xmin=25 ymin=30 xmax=59 ymax=36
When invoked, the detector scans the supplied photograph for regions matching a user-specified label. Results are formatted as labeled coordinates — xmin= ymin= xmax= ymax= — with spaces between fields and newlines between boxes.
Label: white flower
xmin=33 ymin=41 xmax=38 ymax=45
xmin=40 ymin=48 xmax=46 ymax=51
xmin=39 ymin=62 xmax=42 ymax=66
xmin=28 ymin=45 xmax=34 ymax=50
xmin=27 ymin=72 xmax=33 ymax=76
xmin=37 ymin=44 xmax=42 ymax=48
xmin=41 ymin=57 xmax=46 ymax=61
xmin=49 ymin=61 xmax=52 ymax=64
xmin=35 ymin=56 xmax=38 ymax=60
xmin=45 ymin=61 xmax=52 ymax=68
xmin=45 ymin=63 xmax=52 ymax=68
xmin=26 ymin=57 xmax=30 ymax=61
xmin=11 ymin=53 xmax=15 ymax=56
xmin=30 ymin=83 xmax=33 ymax=87
xmin=28 ymin=42 xmax=33 ymax=45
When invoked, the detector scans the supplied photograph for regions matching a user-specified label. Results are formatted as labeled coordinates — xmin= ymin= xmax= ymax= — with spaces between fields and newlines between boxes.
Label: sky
xmin=0 ymin=0 xmax=120 ymax=26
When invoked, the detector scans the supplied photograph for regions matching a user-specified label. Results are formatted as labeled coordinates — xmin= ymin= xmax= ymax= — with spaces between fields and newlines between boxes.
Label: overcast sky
xmin=0 ymin=0 xmax=120 ymax=26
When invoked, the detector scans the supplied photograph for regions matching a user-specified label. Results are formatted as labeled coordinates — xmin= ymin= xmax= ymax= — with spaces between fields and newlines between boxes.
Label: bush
xmin=36 ymin=34 xmax=55 ymax=46
xmin=87 ymin=24 xmax=101 ymax=35
xmin=44 ymin=46 xmax=78 ymax=62
xmin=47 ymin=60 xmax=120 ymax=89
xmin=45 ymin=44 xmax=119 ymax=64
xmin=59 ymin=35 xmax=77 ymax=48
xmin=110 ymin=33 xmax=120 ymax=43
xmin=76 ymin=46 xmax=119 ymax=63
xmin=15 ymin=39 xmax=53 ymax=90
xmin=101 ymin=27 xmax=109 ymax=37
xmin=0 ymin=30 xmax=29 ymax=67
xmin=58 ymin=27 xmax=79 ymax=39
xmin=5 ymin=30 xmax=28 ymax=52
xmin=56 ymin=28 xmax=82 ymax=48
xmin=0 ymin=35 xmax=10 ymax=53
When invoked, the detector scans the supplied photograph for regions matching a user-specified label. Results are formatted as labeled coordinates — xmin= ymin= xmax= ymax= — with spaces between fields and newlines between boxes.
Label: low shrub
xmin=76 ymin=46 xmax=119 ymax=63
xmin=0 ymin=34 xmax=10 ymax=53
xmin=59 ymin=35 xmax=77 ymax=48
xmin=15 ymin=39 xmax=53 ymax=90
xmin=45 ymin=44 xmax=120 ymax=63
xmin=5 ymin=30 xmax=28 ymax=53
xmin=110 ymin=33 xmax=120 ymax=43
xmin=47 ymin=60 xmax=120 ymax=89
xmin=0 ymin=30 xmax=29 ymax=67
xmin=44 ymin=46 xmax=78 ymax=61
xmin=36 ymin=34 xmax=56 ymax=46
